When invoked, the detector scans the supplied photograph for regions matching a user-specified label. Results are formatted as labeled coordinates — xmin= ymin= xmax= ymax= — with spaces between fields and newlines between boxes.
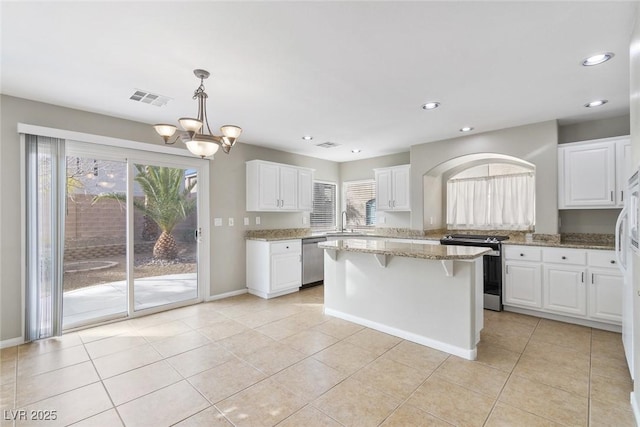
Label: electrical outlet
xmin=303 ymin=215 xmax=308 ymax=225
xmin=214 ymin=218 xmax=222 ymax=227
xmin=255 ymin=216 xmax=261 ymax=225
xmin=228 ymin=218 xmax=234 ymax=226
xmin=244 ymin=217 xmax=249 ymax=226
xmin=430 ymin=217 xmax=434 ymax=225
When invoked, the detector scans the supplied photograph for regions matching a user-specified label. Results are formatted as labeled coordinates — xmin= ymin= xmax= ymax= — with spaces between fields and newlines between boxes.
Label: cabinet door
xmin=392 ymin=167 xmax=411 ymax=210
xmin=560 ymin=142 xmax=615 ymax=208
xmin=297 ymin=169 xmax=313 ymax=211
xmin=617 ymin=140 xmax=633 ymax=207
xmin=504 ymin=262 xmax=542 ymax=308
xmin=257 ymin=162 xmax=280 ymax=210
xmin=271 ymin=252 xmax=301 ymax=291
xmin=543 ymin=265 xmax=587 ymax=316
xmin=279 ymin=166 xmax=299 ymax=210
xmin=589 ymin=268 xmax=623 ymax=323
xmin=376 ymin=169 xmax=392 ymax=211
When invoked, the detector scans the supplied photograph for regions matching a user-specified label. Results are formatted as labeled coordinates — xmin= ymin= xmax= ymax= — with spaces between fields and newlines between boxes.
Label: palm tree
xmin=93 ymin=165 xmax=197 ymax=260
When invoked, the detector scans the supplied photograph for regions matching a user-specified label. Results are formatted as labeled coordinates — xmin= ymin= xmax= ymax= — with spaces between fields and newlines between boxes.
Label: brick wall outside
xmin=64 ymin=195 xmax=197 ymax=261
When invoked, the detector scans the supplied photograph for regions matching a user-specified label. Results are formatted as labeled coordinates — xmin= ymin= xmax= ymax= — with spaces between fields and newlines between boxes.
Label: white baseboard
xmin=630 ymin=392 xmax=640 ymax=427
xmin=503 ymin=305 xmax=622 ymax=333
xmin=0 ymin=336 xmax=24 ymax=349
xmin=205 ymin=289 xmax=248 ymax=302
xmin=324 ymin=307 xmax=477 ymax=361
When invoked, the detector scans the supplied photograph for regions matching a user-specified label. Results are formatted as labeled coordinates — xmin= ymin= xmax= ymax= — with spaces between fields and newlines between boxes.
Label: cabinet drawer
xmin=504 ymin=246 xmax=542 ymax=262
xmin=543 ymin=248 xmax=586 ymax=265
xmin=270 ymin=240 xmax=301 ymax=255
xmin=588 ymin=250 xmax=618 ymax=269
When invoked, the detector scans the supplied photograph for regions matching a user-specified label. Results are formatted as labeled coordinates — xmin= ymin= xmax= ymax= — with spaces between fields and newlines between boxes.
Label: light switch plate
xmin=256 ymin=216 xmax=261 ymax=225
xmin=244 ymin=217 xmax=250 ymax=226
xmin=214 ymin=218 xmax=222 ymax=227
xmin=228 ymin=218 xmax=234 ymax=226
xmin=302 ymin=215 xmax=308 ymax=224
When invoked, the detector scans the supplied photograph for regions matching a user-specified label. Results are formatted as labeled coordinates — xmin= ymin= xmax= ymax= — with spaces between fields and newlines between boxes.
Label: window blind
xmin=311 ymin=181 xmax=336 ymax=229
xmin=344 ymin=180 xmax=376 ymax=229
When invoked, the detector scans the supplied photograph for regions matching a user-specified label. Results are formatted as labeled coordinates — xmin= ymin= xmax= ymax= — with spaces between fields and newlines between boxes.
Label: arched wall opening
xmin=422 ymin=153 xmax=535 ymax=230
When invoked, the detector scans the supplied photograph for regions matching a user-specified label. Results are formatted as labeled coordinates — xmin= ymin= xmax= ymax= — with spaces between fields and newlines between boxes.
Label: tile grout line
xmin=480 ymin=316 xmax=541 ymax=426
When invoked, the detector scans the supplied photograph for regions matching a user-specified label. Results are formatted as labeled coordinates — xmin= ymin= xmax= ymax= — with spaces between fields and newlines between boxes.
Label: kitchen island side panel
xmin=323 ymin=250 xmax=483 ymax=359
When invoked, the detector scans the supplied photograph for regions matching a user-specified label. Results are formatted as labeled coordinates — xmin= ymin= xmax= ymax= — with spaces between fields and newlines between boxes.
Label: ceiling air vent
xmin=129 ymin=90 xmax=171 ymax=107
xmin=316 ymin=142 xmax=341 ymax=148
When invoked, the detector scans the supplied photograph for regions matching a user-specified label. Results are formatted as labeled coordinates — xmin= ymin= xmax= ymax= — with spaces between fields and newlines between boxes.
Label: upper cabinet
xmin=558 ymin=136 xmax=631 ymax=209
xmin=246 ymin=160 xmax=314 ymax=212
xmin=375 ymin=165 xmax=411 ymax=211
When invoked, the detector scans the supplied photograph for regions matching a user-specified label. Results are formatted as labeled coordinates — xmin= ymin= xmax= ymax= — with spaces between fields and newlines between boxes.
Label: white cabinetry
xmin=375 ymin=165 xmax=411 ymax=211
xmin=246 ymin=239 xmax=301 ymax=299
xmin=558 ymin=136 xmax=630 ymax=209
xmin=246 ymin=160 xmax=314 ymax=212
xmin=504 ymin=246 xmax=542 ymax=308
xmin=616 ymin=139 xmax=633 ymax=206
xmin=503 ymin=245 xmax=622 ymax=327
xmin=588 ymin=251 xmax=623 ymax=323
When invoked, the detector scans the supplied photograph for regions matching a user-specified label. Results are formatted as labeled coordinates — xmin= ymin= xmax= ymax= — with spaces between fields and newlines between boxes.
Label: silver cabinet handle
xmin=621 ymin=191 xmax=624 ymax=202
xmin=592 ymin=273 xmax=594 ymax=284
xmin=561 ymin=256 xmax=567 ymax=260
xmin=611 ymin=191 xmax=614 ymax=202
xmin=581 ymin=272 xmax=584 ymax=283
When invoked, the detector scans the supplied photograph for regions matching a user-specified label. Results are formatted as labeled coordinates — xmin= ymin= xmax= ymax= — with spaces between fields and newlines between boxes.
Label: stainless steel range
xmin=440 ymin=234 xmax=509 ymax=311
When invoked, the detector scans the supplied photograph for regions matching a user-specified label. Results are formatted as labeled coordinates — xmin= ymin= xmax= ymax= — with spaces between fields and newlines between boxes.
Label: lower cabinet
xmin=543 ymin=265 xmax=587 ymax=316
xmin=589 ymin=268 xmax=623 ymax=323
xmin=504 ymin=245 xmax=622 ymax=326
xmin=504 ymin=262 xmax=542 ymax=308
xmin=246 ymin=239 xmax=301 ymax=299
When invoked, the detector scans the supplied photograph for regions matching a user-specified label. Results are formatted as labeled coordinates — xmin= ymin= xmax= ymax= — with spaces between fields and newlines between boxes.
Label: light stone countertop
xmin=245 ymin=228 xmax=615 ymax=250
xmin=318 ymin=238 xmax=491 ymax=260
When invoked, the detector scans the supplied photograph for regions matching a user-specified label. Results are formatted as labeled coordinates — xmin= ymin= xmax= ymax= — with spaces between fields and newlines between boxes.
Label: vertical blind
xmin=310 ymin=182 xmax=336 ymax=229
xmin=25 ymin=135 xmax=66 ymax=341
xmin=344 ymin=180 xmax=376 ymax=229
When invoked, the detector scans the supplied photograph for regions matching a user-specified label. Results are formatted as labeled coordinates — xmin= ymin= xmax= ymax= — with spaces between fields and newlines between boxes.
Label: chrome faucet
xmin=341 ymin=210 xmax=347 ymax=232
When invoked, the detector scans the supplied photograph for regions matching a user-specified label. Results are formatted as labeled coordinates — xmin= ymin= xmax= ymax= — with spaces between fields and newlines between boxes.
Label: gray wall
xmin=559 ymin=115 xmax=630 ymax=144
xmin=410 ymin=121 xmax=559 ymax=233
xmin=339 ymin=152 xmax=410 ymax=228
xmin=0 ymin=95 xmax=339 ymax=342
xmin=557 ymin=115 xmax=630 ymax=234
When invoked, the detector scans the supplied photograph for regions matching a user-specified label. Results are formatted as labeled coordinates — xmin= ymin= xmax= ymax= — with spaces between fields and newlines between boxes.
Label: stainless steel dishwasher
xmin=301 ymin=236 xmax=327 ymax=288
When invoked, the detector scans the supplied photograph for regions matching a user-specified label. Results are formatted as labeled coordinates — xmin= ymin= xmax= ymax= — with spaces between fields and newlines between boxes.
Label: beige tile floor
xmin=0 ymin=286 xmax=636 ymax=426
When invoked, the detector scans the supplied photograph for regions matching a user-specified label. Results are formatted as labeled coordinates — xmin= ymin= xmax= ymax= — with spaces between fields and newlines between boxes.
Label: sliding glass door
xmin=58 ymin=142 xmax=208 ymax=330
xmin=131 ymin=163 xmax=199 ymax=311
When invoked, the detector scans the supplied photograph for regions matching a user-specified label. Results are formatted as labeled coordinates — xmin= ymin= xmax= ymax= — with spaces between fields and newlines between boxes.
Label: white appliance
xmin=617 ymin=170 xmax=638 ymax=379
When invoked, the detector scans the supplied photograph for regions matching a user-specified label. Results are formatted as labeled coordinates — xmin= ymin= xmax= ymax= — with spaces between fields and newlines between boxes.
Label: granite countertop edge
xmin=318 ymin=241 xmax=491 ymax=260
xmin=245 ymin=230 xmax=615 ymax=250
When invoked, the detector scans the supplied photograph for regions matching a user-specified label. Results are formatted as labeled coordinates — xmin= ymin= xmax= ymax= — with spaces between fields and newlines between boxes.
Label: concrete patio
xmin=63 ymin=273 xmax=197 ymax=328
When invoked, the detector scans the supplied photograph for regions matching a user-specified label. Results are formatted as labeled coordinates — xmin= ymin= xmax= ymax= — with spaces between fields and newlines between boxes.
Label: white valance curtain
xmin=446 ymin=172 xmax=535 ymax=230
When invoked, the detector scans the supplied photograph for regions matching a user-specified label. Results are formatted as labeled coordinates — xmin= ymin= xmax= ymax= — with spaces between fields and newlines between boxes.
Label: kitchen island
xmin=318 ymin=239 xmax=490 ymax=360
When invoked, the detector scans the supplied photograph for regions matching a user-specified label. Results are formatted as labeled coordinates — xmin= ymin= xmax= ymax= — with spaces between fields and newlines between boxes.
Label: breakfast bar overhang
xmin=318 ymin=239 xmax=491 ymax=360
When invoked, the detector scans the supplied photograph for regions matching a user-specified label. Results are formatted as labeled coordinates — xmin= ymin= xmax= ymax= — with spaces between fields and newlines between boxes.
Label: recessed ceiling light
xmin=421 ymin=101 xmax=441 ymax=110
xmin=302 ymin=135 xmax=313 ymax=141
xmin=582 ymin=52 xmax=614 ymax=66
xmin=584 ymin=99 xmax=608 ymax=108
xmin=460 ymin=127 xmax=474 ymax=132
xmin=352 ymin=149 xmax=361 ymax=153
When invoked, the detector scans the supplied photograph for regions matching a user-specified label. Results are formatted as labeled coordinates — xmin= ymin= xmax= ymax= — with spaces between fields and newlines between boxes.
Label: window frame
xmin=310 ymin=180 xmax=338 ymax=231
xmin=342 ymin=179 xmax=377 ymax=230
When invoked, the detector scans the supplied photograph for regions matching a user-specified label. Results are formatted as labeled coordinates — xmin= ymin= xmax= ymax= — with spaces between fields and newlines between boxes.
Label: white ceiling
xmin=1 ymin=1 xmax=636 ymax=162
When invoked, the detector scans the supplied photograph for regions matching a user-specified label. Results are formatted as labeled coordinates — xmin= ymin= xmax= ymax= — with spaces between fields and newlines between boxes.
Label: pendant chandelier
xmin=153 ymin=69 xmax=242 ymax=158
